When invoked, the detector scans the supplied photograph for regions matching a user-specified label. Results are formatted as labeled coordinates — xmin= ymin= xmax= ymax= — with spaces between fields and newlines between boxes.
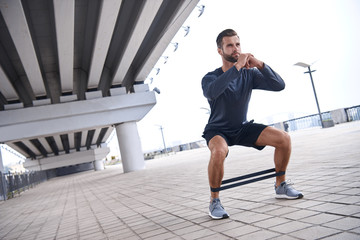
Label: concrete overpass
xmin=0 ymin=0 xmax=199 ymax=175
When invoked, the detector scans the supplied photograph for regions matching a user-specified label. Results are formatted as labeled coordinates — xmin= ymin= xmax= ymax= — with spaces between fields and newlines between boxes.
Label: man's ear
xmin=217 ymin=47 xmax=222 ymax=55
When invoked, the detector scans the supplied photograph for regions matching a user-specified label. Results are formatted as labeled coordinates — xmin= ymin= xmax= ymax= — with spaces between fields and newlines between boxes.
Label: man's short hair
xmin=216 ymin=29 xmax=239 ymax=48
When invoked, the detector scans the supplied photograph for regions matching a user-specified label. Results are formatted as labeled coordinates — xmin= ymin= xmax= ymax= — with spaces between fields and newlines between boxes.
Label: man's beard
xmin=222 ymin=51 xmax=238 ymax=63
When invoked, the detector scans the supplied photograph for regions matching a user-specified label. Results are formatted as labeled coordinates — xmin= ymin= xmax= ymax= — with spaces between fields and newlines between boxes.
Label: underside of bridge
xmin=0 ymin=0 xmax=199 ymax=175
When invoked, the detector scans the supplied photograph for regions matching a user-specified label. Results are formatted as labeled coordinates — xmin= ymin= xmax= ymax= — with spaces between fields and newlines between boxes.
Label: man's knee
xmin=208 ymin=135 xmax=228 ymax=162
xmin=278 ymin=131 xmax=291 ymax=149
xmin=211 ymin=146 xmax=228 ymax=161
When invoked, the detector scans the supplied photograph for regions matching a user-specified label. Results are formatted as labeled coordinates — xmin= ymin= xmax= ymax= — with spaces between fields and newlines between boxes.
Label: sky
xmin=135 ymin=0 xmax=360 ymax=152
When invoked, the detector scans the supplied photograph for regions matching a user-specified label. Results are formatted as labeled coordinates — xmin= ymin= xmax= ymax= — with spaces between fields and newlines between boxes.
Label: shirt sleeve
xmin=252 ymin=63 xmax=285 ymax=91
xmin=202 ymin=66 xmax=241 ymax=100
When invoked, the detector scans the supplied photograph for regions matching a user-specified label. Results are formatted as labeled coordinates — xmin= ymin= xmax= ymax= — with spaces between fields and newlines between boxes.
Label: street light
xmin=294 ymin=62 xmax=324 ymax=128
xmin=155 ymin=125 xmax=167 ymax=153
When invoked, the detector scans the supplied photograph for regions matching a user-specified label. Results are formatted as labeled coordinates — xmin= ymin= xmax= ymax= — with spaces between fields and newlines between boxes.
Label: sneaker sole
xmin=276 ymin=193 xmax=304 ymax=199
xmin=208 ymin=212 xmax=229 ymax=220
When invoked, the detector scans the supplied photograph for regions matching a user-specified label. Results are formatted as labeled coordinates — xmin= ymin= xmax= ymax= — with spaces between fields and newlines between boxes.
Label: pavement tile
xmin=269 ymin=221 xmax=312 ymax=234
xmin=299 ymin=213 xmax=343 ymax=225
xmin=181 ymin=228 xmax=216 ymax=240
xmin=145 ymin=231 xmax=177 ymax=240
xmin=334 ymin=195 xmax=360 ymax=204
xmin=222 ymin=224 xmax=261 ymax=238
xmin=270 ymin=235 xmax=298 ymax=240
xmin=322 ymin=217 xmax=360 ymax=230
xmin=253 ymin=217 xmax=289 ymax=228
xmin=326 ymin=205 xmax=360 ymax=216
xmin=166 ymin=221 xmax=194 ymax=231
xmin=138 ymin=227 xmax=168 ymax=239
xmin=236 ymin=229 xmax=281 ymax=240
xmin=106 ymin=228 xmax=138 ymax=239
xmin=133 ymin=223 xmax=162 ymax=235
xmin=209 ymin=220 xmax=245 ymax=232
xmin=290 ymin=199 xmax=323 ymax=209
xmin=322 ymin=232 xmax=360 ymax=240
xmin=266 ymin=206 xmax=299 ymax=216
xmin=282 ymin=209 xmax=318 ymax=220
xmin=172 ymin=224 xmax=205 ymax=236
xmin=198 ymin=232 xmax=231 ymax=240
xmin=230 ymin=211 xmax=273 ymax=224
xmin=308 ymin=202 xmax=345 ymax=212
xmin=289 ymin=226 xmax=341 ymax=239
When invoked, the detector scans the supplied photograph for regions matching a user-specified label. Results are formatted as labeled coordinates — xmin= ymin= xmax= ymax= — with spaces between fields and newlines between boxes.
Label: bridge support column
xmin=0 ymin=147 xmax=7 ymax=200
xmin=0 ymin=147 xmax=4 ymax=173
xmin=93 ymin=160 xmax=104 ymax=171
xmin=115 ymin=122 xmax=145 ymax=173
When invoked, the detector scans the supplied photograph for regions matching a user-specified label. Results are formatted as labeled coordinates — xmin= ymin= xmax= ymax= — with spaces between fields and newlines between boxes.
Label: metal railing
xmin=0 ymin=171 xmax=47 ymax=201
xmin=345 ymin=105 xmax=360 ymax=122
xmin=271 ymin=106 xmax=360 ymax=132
xmin=283 ymin=112 xmax=332 ymax=132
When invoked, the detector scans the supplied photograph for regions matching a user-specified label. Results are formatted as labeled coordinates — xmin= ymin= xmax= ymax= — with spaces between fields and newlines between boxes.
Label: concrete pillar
xmin=0 ymin=146 xmax=7 ymax=200
xmin=93 ymin=159 xmax=104 ymax=171
xmin=115 ymin=122 xmax=145 ymax=173
xmin=0 ymin=146 xmax=4 ymax=173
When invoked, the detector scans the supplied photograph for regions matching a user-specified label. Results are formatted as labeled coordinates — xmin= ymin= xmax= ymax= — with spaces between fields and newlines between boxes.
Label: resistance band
xmin=211 ymin=168 xmax=285 ymax=192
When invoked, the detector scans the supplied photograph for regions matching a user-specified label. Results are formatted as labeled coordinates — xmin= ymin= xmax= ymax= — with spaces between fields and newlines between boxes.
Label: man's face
xmin=218 ymin=35 xmax=241 ymax=63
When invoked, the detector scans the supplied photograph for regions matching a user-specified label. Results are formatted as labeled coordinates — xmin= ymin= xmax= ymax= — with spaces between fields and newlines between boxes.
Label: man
xmin=202 ymin=29 xmax=303 ymax=220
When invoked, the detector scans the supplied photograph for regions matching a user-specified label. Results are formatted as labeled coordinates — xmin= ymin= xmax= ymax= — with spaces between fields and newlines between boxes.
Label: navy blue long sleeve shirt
xmin=202 ymin=63 xmax=285 ymax=131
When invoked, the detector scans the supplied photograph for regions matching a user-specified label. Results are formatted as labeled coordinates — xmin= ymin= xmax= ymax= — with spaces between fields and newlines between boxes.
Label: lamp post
xmin=294 ymin=62 xmax=324 ymax=128
xmin=155 ymin=125 xmax=167 ymax=153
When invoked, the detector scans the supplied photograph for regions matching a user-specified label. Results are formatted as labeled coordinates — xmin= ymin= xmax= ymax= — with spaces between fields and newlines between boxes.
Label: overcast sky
xmin=134 ymin=0 xmax=360 ymax=152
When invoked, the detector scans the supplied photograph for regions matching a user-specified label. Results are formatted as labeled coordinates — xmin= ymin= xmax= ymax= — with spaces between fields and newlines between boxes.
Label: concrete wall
xmin=330 ymin=108 xmax=348 ymax=124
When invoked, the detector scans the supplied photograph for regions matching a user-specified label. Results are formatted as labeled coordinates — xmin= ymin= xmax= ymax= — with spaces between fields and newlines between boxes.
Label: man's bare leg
xmin=208 ymin=135 xmax=228 ymax=199
xmin=207 ymin=135 xmax=230 ymax=219
xmin=255 ymin=127 xmax=291 ymax=187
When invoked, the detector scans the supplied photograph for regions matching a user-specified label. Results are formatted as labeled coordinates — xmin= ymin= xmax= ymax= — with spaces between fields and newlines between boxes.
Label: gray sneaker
xmin=275 ymin=181 xmax=303 ymax=199
xmin=209 ymin=198 xmax=229 ymax=219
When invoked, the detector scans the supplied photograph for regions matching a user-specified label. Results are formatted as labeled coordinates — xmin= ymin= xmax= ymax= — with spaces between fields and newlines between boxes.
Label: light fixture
xmin=153 ymin=87 xmax=160 ymax=94
xmin=171 ymin=42 xmax=179 ymax=52
xmin=197 ymin=5 xmax=205 ymax=17
xmin=146 ymin=77 xmax=153 ymax=84
xmin=182 ymin=26 xmax=190 ymax=37
xmin=161 ymin=56 xmax=169 ymax=64
xmin=153 ymin=68 xmax=160 ymax=75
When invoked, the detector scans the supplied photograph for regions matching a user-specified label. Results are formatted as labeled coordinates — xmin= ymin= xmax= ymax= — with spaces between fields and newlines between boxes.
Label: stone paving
xmin=0 ymin=121 xmax=360 ymax=240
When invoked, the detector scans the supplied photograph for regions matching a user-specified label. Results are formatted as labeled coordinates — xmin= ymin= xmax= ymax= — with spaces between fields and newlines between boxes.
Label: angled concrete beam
xmin=68 ymin=132 xmax=74 ymax=152
xmin=135 ymin=0 xmax=199 ymax=82
xmin=91 ymin=128 xmax=101 ymax=145
xmin=22 ymin=139 xmax=41 ymax=156
xmin=53 ymin=0 xmax=75 ymax=93
xmin=87 ymin=0 xmax=122 ymax=89
xmin=53 ymin=135 xmax=63 ymax=152
xmin=0 ymin=65 xmax=18 ymax=101
xmin=0 ymin=0 xmax=46 ymax=96
xmin=80 ymin=130 xmax=87 ymax=148
xmin=38 ymin=137 xmax=52 ymax=153
xmin=101 ymin=127 xmax=114 ymax=145
xmin=112 ymin=0 xmax=163 ymax=85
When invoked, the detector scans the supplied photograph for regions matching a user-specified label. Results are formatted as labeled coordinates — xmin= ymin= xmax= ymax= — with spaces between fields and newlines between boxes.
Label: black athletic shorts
xmin=202 ymin=121 xmax=268 ymax=151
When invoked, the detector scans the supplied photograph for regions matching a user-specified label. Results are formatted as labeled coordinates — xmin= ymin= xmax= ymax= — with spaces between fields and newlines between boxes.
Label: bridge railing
xmin=271 ymin=105 xmax=360 ymax=132
xmin=281 ymin=112 xmax=332 ymax=132
xmin=0 ymin=171 xmax=47 ymax=201
xmin=345 ymin=105 xmax=360 ymax=122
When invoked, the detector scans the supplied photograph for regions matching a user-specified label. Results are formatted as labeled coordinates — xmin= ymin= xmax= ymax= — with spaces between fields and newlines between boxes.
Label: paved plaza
xmin=0 ymin=121 xmax=360 ymax=240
